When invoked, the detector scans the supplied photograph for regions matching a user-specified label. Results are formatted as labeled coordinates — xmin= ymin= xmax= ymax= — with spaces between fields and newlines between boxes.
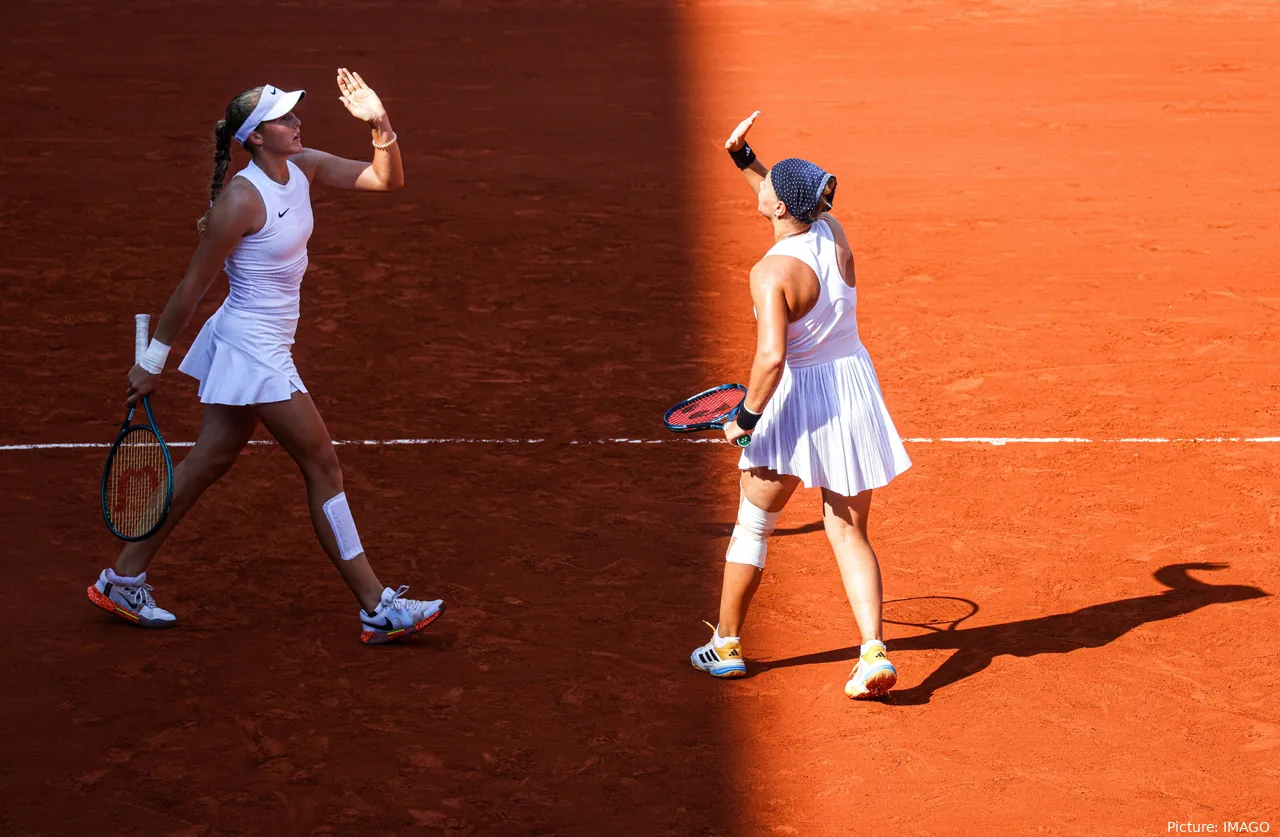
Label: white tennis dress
xmin=179 ymin=159 xmax=314 ymax=405
xmin=738 ymin=218 xmax=912 ymax=496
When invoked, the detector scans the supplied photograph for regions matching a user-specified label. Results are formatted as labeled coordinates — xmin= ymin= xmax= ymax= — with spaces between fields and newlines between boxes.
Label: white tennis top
xmin=224 ymin=159 xmax=314 ymax=318
xmin=764 ymin=218 xmax=863 ymax=368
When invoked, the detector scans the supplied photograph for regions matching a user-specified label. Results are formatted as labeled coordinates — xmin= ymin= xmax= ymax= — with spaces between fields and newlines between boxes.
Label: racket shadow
xmin=701 ymin=521 xmax=826 ymax=539
xmin=753 ymin=563 xmax=1267 ymax=704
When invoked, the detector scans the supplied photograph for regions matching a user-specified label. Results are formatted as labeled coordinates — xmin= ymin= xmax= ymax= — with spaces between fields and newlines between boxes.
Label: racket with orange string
xmin=100 ymin=314 xmax=174 ymax=541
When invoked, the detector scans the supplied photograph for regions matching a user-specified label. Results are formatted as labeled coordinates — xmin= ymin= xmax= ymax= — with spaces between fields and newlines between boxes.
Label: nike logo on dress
xmin=278 ymin=208 xmax=290 ymax=218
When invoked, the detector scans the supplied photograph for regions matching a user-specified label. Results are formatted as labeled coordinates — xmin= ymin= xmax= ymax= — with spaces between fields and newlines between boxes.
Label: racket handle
xmin=134 ymin=314 xmax=150 ymax=365
xmin=734 ymin=434 xmax=752 ymax=448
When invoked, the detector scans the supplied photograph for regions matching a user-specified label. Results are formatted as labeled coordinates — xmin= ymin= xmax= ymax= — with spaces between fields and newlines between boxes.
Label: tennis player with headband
xmin=689 ymin=112 xmax=913 ymax=698
xmin=87 ymin=70 xmax=445 ymax=645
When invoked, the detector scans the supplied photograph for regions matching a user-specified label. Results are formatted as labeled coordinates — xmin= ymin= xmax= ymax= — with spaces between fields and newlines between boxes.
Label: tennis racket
xmin=663 ymin=383 xmax=753 ymax=447
xmin=101 ymin=314 xmax=174 ymax=541
xmin=882 ymin=596 xmax=977 ymax=632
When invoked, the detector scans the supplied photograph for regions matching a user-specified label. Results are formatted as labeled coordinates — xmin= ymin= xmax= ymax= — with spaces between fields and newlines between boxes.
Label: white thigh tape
xmin=725 ymin=495 xmax=781 ymax=569
xmin=322 ymin=492 xmax=364 ymax=561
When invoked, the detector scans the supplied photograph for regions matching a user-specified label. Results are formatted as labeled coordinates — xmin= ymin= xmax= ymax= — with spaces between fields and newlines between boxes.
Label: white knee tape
xmin=322 ymin=492 xmax=364 ymax=561
xmin=725 ymin=496 xmax=781 ymax=569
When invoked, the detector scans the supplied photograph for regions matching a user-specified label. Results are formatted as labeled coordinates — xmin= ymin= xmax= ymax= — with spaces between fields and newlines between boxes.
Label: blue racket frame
xmin=663 ymin=383 xmax=752 ymax=447
xmin=101 ymin=395 xmax=175 ymax=542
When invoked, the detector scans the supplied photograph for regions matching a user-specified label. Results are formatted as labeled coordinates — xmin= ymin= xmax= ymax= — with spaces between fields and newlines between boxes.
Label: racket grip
xmin=134 ymin=314 xmax=150 ymax=365
xmin=734 ymin=434 xmax=752 ymax=448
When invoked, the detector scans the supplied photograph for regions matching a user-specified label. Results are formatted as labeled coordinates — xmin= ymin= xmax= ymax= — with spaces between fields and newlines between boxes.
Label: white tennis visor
xmin=233 ymin=85 xmax=306 ymax=144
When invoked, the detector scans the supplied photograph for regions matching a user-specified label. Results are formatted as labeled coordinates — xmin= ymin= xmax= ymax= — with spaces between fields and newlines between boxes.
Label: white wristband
xmin=139 ymin=339 xmax=172 ymax=375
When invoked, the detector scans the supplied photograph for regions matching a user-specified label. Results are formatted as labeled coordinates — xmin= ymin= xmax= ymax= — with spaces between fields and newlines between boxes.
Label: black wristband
xmin=735 ymin=404 xmax=762 ymax=431
xmin=728 ymin=142 xmax=757 ymax=171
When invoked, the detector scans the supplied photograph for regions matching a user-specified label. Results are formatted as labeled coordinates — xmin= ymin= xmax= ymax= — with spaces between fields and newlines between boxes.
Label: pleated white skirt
xmin=738 ymin=345 xmax=911 ymax=496
xmin=178 ymin=303 xmax=307 ymax=406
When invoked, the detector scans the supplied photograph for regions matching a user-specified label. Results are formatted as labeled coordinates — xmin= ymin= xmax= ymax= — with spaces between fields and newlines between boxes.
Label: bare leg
xmin=115 ymin=405 xmax=258 ymax=577
xmin=255 ymin=391 xmax=384 ymax=613
xmin=716 ymin=467 xmax=800 ymax=638
xmin=822 ymin=487 xmax=882 ymax=645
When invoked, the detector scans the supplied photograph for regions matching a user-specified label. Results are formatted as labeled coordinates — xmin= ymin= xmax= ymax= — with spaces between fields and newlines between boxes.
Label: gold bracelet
xmin=372 ymin=131 xmax=398 ymax=151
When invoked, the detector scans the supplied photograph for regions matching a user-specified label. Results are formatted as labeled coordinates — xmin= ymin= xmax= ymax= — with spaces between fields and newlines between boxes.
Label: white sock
xmin=713 ymin=628 xmax=739 ymax=647
xmin=107 ymin=568 xmax=144 ymax=586
xmin=861 ymin=639 xmax=885 ymax=655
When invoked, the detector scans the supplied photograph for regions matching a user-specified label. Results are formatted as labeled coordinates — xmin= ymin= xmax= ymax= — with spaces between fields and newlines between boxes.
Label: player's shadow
xmin=756 ymin=563 xmax=1266 ymax=704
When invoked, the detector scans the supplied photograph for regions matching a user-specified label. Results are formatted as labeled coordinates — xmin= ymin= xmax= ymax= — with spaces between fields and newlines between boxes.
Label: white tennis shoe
xmin=845 ymin=639 xmax=897 ymax=699
xmin=690 ymin=621 xmax=747 ymax=678
xmin=359 ymin=585 xmax=446 ymax=645
xmin=87 ymin=569 xmax=177 ymax=628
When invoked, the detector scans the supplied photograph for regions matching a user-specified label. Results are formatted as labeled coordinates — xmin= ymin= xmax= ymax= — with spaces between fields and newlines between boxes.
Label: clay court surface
xmin=3 ymin=0 xmax=1279 ymax=834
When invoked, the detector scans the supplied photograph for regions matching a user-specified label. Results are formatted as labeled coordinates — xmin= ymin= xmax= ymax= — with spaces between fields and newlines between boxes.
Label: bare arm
xmin=126 ymin=183 xmax=261 ymax=403
xmin=723 ymin=259 xmax=789 ymax=444
xmin=294 ymin=68 xmax=404 ymax=192
xmin=742 ymin=260 xmax=790 ymax=411
xmin=296 ymin=143 xmax=403 ymax=192
xmin=740 ymin=157 xmax=769 ymax=196
xmin=725 ymin=111 xmax=769 ymax=196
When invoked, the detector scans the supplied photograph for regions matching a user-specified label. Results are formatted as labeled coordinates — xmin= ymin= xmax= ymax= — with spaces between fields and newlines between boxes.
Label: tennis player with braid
xmin=689 ymin=112 xmax=912 ymax=698
xmin=87 ymin=70 xmax=445 ymax=645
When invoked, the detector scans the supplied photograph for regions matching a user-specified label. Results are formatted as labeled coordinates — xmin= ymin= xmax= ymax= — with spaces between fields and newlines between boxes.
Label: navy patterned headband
xmin=770 ymin=157 xmax=836 ymax=223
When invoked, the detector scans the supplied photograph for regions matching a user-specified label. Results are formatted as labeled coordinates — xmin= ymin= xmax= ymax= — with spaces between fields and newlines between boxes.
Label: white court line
xmin=4 ymin=436 xmax=1280 ymax=451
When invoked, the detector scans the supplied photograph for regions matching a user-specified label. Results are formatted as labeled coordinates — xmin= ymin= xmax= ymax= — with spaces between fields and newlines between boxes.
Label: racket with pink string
xmin=663 ymin=383 xmax=752 ymax=447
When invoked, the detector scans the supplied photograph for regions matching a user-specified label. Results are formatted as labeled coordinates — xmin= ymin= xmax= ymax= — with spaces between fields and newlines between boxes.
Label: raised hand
xmin=725 ymin=111 xmax=760 ymax=151
xmin=337 ymin=68 xmax=387 ymax=125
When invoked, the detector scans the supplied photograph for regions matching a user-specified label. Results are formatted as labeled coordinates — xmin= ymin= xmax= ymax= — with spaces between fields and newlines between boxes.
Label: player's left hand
xmin=723 ymin=419 xmax=750 ymax=446
xmin=337 ymin=68 xmax=387 ymax=125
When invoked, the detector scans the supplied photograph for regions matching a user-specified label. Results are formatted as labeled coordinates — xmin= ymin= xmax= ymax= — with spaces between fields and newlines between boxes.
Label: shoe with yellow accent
xmin=87 ymin=569 xmax=177 ymax=629
xmin=845 ymin=640 xmax=897 ymax=699
xmin=690 ymin=621 xmax=746 ymax=678
xmin=360 ymin=585 xmax=445 ymax=645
